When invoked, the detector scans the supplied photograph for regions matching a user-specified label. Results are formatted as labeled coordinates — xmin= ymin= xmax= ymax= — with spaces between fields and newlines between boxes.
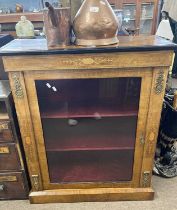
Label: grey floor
xmin=0 ymin=176 xmax=177 ymax=210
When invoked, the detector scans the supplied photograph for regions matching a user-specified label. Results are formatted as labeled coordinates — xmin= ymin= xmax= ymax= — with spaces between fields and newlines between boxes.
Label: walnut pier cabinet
xmin=0 ymin=36 xmax=176 ymax=204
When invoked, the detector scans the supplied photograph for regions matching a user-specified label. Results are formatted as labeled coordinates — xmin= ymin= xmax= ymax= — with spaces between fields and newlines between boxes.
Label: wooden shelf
xmin=47 ymin=149 xmax=134 ymax=183
xmin=43 ymin=116 xmax=137 ymax=152
xmin=123 ymin=3 xmax=136 ymax=6
xmin=47 ymin=146 xmax=134 ymax=152
xmin=0 ymin=12 xmax=43 ymax=24
xmin=41 ymin=103 xmax=138 ymax=119
xmin=141 ymin=17 xmax=153 ymax=20
xmin=36 ymin=78 xmax=140 ymax=119
xmin=142 ymin=2 xmax=154 ymax=5
xmin=46 ymin=130 xmax=135 ymax=152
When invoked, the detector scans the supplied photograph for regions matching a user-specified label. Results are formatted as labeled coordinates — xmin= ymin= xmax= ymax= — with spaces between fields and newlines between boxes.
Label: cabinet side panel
xmin=140 ymin=67 xmax=169 ymax=187
xmin=8 ymin=71 xmax=43 ymax=191
xmin=131 ymin=70 xmax=153 ymax=187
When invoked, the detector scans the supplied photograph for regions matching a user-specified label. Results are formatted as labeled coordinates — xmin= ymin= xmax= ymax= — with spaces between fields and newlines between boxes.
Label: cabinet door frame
xmin=24 ymin=68 xmax=152 ymax=190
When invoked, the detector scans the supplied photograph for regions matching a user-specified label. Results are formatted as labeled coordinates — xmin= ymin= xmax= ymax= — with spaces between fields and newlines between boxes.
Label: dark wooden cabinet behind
xmin=108 ymin=0 xmax=160 ymax=35
xmin=0 ymin=81 xmax=29 ymax=200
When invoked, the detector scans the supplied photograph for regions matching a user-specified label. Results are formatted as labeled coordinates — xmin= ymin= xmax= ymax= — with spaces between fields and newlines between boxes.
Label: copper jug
xmin=43 ymin=2 xmax=70 ymax=48
xmin=73 ymin=0 xmax=119 ymax=46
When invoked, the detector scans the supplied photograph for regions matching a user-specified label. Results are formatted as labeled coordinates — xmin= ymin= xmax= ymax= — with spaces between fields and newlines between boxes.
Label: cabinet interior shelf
xmin=141 ymin=17 xmax=153 ymax=20
xmin=142 ymin=3 xmax=154 ymax=5
xmin=47 ymin=147 xmax=134 ymax=152
xmin=48 ymin=149 xmax=134 ymax=183
xmin=40 ymin=102 xmax=138 ymax=119
xmin=42 ymin=113 xmax=137 ymax=183
xmin=43 ymin=116 xmax=137 ymax=152
xmin=123 ymin=4 xmax=136 ymax=6
xmin=46 ymin=144 xmax=134 ymax=152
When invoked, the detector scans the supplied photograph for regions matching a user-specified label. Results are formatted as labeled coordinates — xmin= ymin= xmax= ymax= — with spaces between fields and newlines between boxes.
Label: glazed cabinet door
xmin=25 ymin=69 xmax=152 ymax=190
xmin=109 ymin=0 xmax=159 ymax=35
xmin=140 ymin=1 xmax=155 ymax=34
xmin=122 ymin=2 xmax=137 ymax=30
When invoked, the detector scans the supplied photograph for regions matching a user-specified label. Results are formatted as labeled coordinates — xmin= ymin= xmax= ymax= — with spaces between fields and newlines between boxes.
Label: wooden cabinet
xmin=0 ymin=81 xmax=29 ymax=200
xmin=108 ymin=0 xmax=160 ymax=34
xmin=0 ymin=172 xmax=29 ymax=200
xmin=0 ymin=121 xmax=13 ymax=142
xmin=0 ymin=35 xmax=176 ymax=203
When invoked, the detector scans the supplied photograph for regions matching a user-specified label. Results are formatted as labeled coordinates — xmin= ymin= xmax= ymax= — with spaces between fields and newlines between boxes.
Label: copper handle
xmin=0 ymin=184 xmax=5 ymax=191
xmin=0 ymin=147 xmax=10 ymax=154
xmin=45 ymin=2 xmax=58 ymax=27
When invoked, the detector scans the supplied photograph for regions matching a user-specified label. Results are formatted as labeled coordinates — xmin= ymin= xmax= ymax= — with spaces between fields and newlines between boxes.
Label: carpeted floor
xmin=0 ymin=175 xmax=177 ymax=210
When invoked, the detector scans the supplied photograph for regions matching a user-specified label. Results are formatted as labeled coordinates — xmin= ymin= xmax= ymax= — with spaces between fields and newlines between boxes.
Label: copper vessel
xmin=16 ymin=4 xmax=23 ymax=13
xmin=43 ymin=2 xmax=70 ymax=48
xmin=73 ymin=0 xmax=119 ymax=46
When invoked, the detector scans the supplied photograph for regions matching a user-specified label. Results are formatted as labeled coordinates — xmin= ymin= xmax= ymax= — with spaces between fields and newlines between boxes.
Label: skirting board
xmin=29 ymin=187 xmax=154 ymax=204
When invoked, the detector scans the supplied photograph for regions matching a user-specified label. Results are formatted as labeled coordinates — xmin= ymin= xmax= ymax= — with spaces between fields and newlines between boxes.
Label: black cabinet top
xmin=0 ymin=34 xmax=13 ymax=48
xmin=0 ymin=35 xmax=176 ymax=56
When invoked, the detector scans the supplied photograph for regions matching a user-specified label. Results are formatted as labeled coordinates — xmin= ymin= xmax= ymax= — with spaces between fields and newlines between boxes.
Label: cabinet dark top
xmin=0 ymin=34 xmax=13 ymax=48
xmin=0 ymin=35 xmax=176 ymax=56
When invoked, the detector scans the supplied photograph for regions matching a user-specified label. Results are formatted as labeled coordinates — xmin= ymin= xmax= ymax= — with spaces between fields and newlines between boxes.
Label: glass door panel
xmin=122 ymin=4 xmax=136 ymax=30
xmin=35 ymin=77 xmax=141 ymax=183
xmin=140 ymin=3 xmax=154 ymax=34
xmin=108 ymin=0 xmax=116 ymax=9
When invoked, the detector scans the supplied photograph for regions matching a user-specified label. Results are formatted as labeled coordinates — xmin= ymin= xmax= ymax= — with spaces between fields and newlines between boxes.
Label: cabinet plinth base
xmin=29 ymin=187 xmax=154 ymax=204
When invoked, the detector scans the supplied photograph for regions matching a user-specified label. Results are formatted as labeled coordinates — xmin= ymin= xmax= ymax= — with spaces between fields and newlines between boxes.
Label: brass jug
xmin=73 ymin=0 xmax=119 ymax=46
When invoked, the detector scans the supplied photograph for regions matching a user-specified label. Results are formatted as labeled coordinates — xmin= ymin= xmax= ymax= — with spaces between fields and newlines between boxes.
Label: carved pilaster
xmin=143 ymin=171 xmax=151 ymax=187
xmin=12 ymin=72 xmax=24 ymax=99
xmin=154 ymin=70 xmax=165 ymax=95
xmin=32 ymin=175 xmax=40 ymax=191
